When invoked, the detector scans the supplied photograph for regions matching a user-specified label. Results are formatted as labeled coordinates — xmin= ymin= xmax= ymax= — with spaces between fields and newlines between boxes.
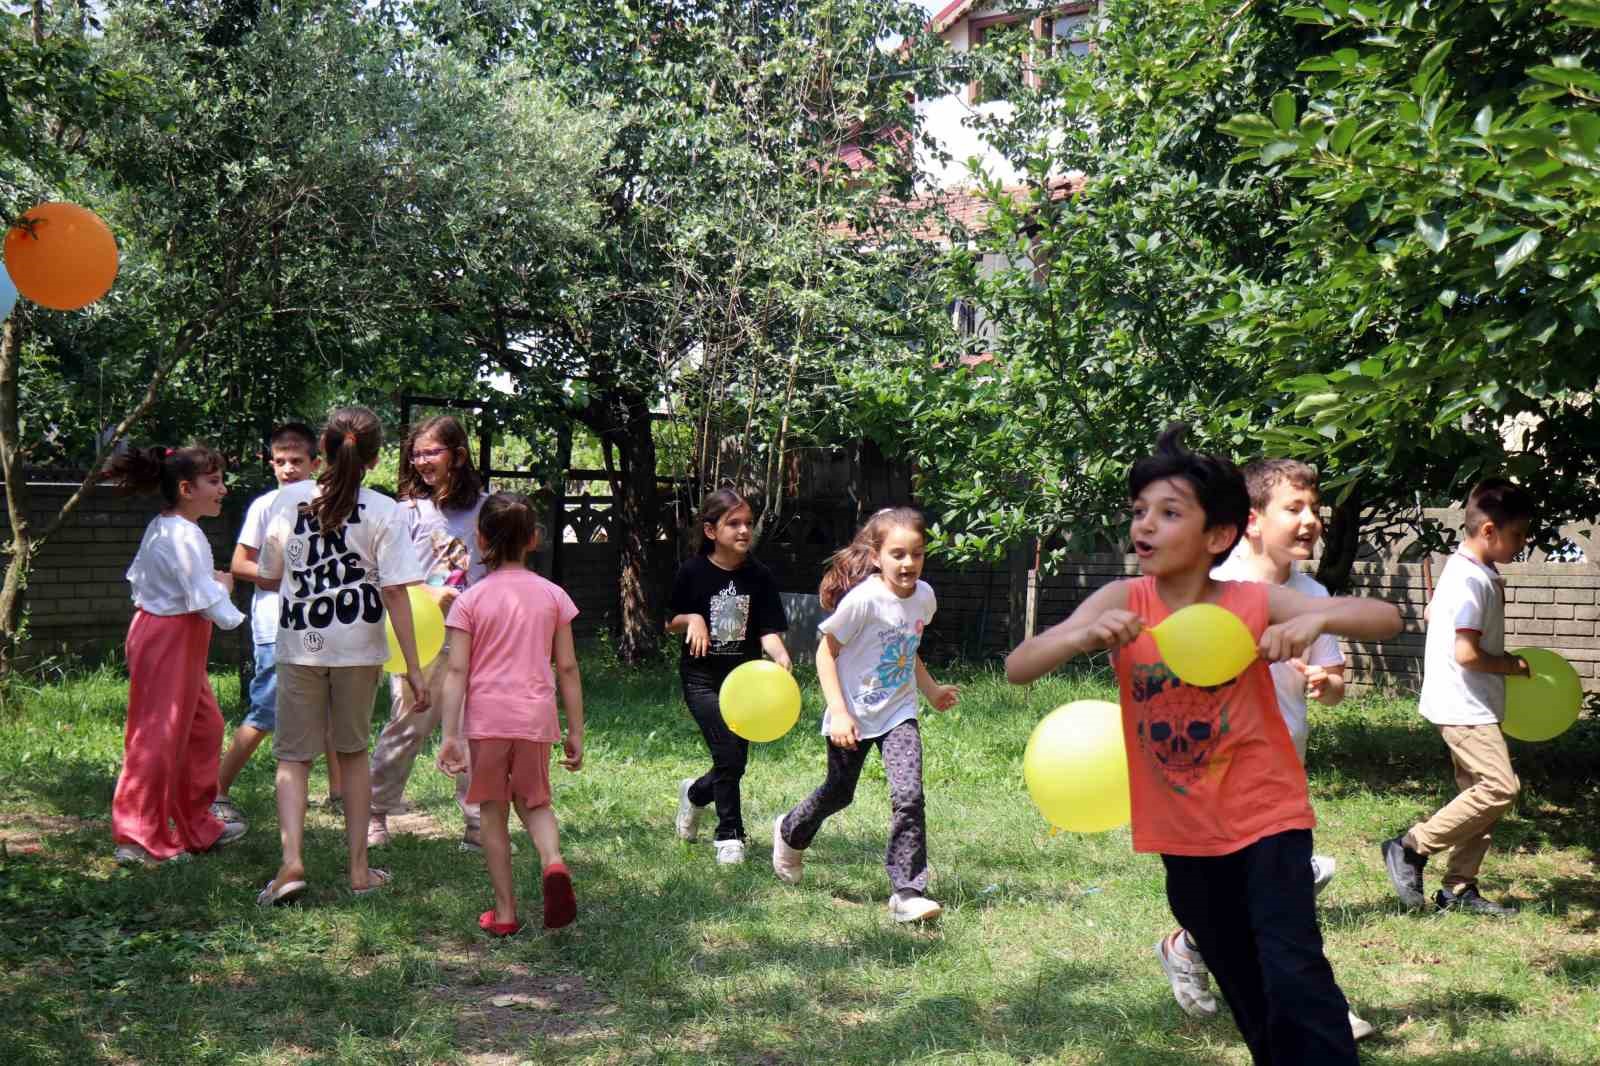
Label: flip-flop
xmin=351 ymin=868 xmax=393 ymax=897
xmin=478 ymin=909 xmax=523 ymax=937
xmin=256 ymin=877 xmax=308 ymax=907
xmin=542 ymin=864 xmax=577 ymax=930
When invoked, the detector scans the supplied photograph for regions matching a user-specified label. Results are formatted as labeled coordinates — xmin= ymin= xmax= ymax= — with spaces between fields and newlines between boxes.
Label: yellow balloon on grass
xmin=1504 ymin=647 xmax=1582 ymax=742
xmin=719 ymin=660 xmax=801 ymax=742
xmin=1024 ymin=700 xmax=1131 ymax=833
xmin=1149 ymin=603 xmax=1256 ymax=687
xmin=384 ymin=585 xmax=446 ymax=673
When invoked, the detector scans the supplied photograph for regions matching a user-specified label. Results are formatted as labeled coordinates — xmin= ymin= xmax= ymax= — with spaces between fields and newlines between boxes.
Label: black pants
xmin=683 ymin=676 xmax=748 ymax=842
xmin=779 ymin=718 xmax=928 ymax=896
xmin=1162 ymin=829 xmax=1357 ymax=1065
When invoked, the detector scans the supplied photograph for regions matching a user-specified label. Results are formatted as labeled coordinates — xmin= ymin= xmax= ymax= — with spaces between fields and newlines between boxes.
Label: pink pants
xmin=111 ymin=610 xmax=226 ymax=860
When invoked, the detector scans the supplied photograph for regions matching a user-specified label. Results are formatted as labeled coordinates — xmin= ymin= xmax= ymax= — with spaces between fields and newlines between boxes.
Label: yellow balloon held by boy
xmin=1503 ymin=647 xmax=1582 ymax=742
xmin=1024 ymin=700 xmax=1131 ymax=834
xmin=719 ymin=659 xmax=801 ymax=742
xmin=1149 ymin=602 xmax=1256 ymax=687
xmin=383 ymin=584 xmax=446 ymax=673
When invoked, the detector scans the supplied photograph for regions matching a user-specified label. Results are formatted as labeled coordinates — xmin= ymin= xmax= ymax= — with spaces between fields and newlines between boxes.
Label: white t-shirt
xmin=126 ymin=515 xmax=245 ymax=630
xmin=817 ymin=577 xmax=936 ymax=740
xmin=258 ymin=481 xmax=424 ymax=666
xmin=1419 ymin=548 xmax=1506 ymax=726
xmin=1211 ymin=555 xmax=1344 ymax=763
xmin=238 ymin=489 xmax=281 ymax=645
xmin=398 ymin=494 xmax=488 ymax=604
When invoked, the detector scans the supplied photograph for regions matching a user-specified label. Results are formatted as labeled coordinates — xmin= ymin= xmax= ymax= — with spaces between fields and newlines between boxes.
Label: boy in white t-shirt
xmin=1382 ymin=477 xmax=1534 ymax=917
xmin=1155 ymin=459 xmax=1372 ymax=1041
xmin=212 ymin=423 xmax=343 ymax=820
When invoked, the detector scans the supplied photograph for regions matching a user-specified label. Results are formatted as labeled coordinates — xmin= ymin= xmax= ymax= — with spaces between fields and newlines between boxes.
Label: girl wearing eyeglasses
xmin=367 ymin=414 xmax=493 ymax=852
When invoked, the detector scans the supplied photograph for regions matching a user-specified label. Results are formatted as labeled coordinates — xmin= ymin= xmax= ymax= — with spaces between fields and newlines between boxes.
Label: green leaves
xmin=1494 ymin=230 xmax=1543 ymax=277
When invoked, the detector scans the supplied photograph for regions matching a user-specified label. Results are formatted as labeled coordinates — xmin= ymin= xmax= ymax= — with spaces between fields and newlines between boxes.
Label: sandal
xmin=210 ymin=797 xmax=246 ymax=823
xmin=256 ymin=877 xmax=308 ymax=907
xmin=478 ymin=909 xmax=523 ymax=937
xmin=351 ymin=868 xmax=393 ymax=897
xmin=542 ymin=863 xmax=577 ymax=930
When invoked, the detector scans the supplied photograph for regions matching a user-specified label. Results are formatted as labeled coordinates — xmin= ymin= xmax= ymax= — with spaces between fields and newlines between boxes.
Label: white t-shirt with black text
xmin=1211 ymin=554 xmax=1345 ymax=763
xmin=258 ymin=481 xmax=424 ymax=666
xmin=1419 ymin=548 xmax=1506 ymax=726
xmin=817 ymin=577 xmax=936 ymax=740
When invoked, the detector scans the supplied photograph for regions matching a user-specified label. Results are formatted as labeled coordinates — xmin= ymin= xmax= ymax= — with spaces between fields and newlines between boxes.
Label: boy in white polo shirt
xmin=1381 ymin=477 xmax=1534 ymax=916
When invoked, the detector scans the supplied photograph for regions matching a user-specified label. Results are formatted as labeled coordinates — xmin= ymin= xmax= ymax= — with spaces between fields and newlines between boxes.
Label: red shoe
xmin=542 ymin=863 xmax=577 ymax=929
xmin=478 ymin=909 xmax=522 ymax=937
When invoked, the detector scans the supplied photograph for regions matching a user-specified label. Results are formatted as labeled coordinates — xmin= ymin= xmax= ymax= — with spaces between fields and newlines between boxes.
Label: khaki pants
xmin=368 ymin=654 xmax=477 ymax=831
xmin=1409 ymin=723 xmax=1519 ymax=890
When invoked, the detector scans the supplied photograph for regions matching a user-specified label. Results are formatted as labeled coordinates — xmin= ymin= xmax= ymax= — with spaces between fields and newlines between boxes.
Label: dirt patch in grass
xmin=0 ymin=812 xmax=94 ymax=855
xmin=442 ymin=962 xmax=619 ymax=1065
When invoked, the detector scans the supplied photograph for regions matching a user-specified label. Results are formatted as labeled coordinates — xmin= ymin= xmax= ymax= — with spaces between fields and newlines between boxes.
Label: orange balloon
xmin=3 ymin=202 xmax=119 ymax=311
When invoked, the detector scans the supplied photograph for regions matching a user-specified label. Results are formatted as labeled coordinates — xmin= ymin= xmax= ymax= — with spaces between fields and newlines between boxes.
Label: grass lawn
xmin=1 ymin=652 xmax=1597 ymax=1065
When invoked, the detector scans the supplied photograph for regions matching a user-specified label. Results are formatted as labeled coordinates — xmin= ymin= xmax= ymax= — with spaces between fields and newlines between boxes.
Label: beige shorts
xmin=274 ymin=663 xmax=382 ymax=762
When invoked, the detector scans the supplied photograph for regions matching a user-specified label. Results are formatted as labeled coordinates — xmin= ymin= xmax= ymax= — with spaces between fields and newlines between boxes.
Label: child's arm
xmin=1005 ymin=580 xmax=1139 ymax=685
xmin=1261 ymin=586 xmax=1402 ymax=663
xmin=553 ymin=622 xmax=585 ymax=771
xmin=232 ymin=543 xmax=280 ymax=592
xmin=1454 ymin=630 xmax=1529 ymax=676
xmin=434 ymin=633 xmax=471 ymax=774
xmin=817 ymin=633 xmax=859 ymax=750
xmin=1301 ymin=661 xmax=1347 ymax=706
xmin=914 ymin=656 xmax=958 ymax=711
xmin=759 ymin=633 xmax=792 ymax=670
xmin=666 ymin=612 xmax=709 ymax=656
xmin=381 ymin=583 xmax=431 ymax=713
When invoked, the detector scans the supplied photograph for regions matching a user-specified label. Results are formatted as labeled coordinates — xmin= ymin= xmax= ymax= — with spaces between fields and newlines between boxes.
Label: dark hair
xmin=692 ymin=488 xmax=752 ymax=555
xmin=1242 ymin=458 xmax=1318 ymax=512
xmin=397 ymin=415 xmax=482 ymax=513
xmin=1465 ymin=476 xmax=1535 ymax=536
xmin=477 ymin=492 xmax=542 ymax=570
xmin=1128 ymin=424 xmax=1249 ymax=567
xmin=818 ymin=506 xmax=926 ymax=610
xmin=268 ymin=421 xmax=318 ymax=458
xmin=103 ymin=444 xmax=224 ymax=508
xmin=313 ymin=406 xmax=382 ymax=532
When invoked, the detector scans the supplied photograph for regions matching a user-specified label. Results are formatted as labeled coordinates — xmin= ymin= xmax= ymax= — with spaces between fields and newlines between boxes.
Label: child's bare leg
xmin=274 ymin=759 xmax=311 ymax=885
xmin=514 ymin=799 xmax=563 ymax=869
xmin=481 ymin=800 xmax=517 ymax=924
xmin=337 ymin=750 xmax=374 ymax=889
xmin=324 ymin=724 xmax=344 ymax=801
xmin=217 ymin=725 xmax=268 ymax=797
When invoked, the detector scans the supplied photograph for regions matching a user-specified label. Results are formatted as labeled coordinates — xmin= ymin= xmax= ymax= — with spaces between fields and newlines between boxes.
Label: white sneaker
xmin=715 ymin=838 xmax=746 ymax=865
xmin=1348 ymin=1009 xmax=1376 ymax=1041
xmin=771 ymin=816 xmax=803 ymax=884
xmin=114 ymin=844 xmax=190 ymax=866
xmin=1311 ymin=854 xmax=1336 ymax=897
xmin=1155 ymin=930 xmax=1218 ymax=1017
xmin=887 ymin=893 xmax=943 ymax=923
xmin=675 ymin=778 xmax=706 ymax=841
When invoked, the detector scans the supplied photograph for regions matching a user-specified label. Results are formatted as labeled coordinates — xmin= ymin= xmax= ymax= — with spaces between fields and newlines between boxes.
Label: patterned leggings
xmin=779 ymin=718 xmax=927 ymax=896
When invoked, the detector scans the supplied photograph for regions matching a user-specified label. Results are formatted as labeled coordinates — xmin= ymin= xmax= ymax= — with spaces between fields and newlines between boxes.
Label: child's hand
xmin=1087 ymin=609 xmax=1142 ymax=651
xmin=928 ymin=683 xmax=959 ymax=711
xmin=684 ymin=614 xmax=709 ymax=657
xmin=561 ymin=733 xmax=584 ymax=772
xmin=1511 ymin=654 xmax=1531 ymax=677
xmin=436 ymin=737 xmax=468 ymax=776
xmin=215 ymin=569 xmax=234 ymax=593
xmin=1289 ymin=659 xmax=1330 ymax=700
xmin=827 ymin=705 xmax=859 ymax=750
xmin=428 ymin=585 xmax=459 ymax=613
xmin=405 ymin=669 xmax=431 ymax=713
xmin=1260 ymin=614 xmax=1323 ymax=663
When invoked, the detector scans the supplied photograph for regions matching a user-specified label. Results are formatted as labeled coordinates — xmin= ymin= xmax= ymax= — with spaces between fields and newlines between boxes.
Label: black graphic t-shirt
xmin=669 ymin=555 xmax=787 ymax=684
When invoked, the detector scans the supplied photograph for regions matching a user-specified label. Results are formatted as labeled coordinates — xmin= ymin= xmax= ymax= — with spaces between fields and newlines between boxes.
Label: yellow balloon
xmin=1023 ymin=700 xmax=1131 ymax=833
xmin=1149 ymin=603 xmax=1256 ymax=687
xmin=384 ymin=585 xmax=446 ymax=673
xmin=1504 ymin=647 xmax=1582 ymax=742
xmin=719 ymin=660 xmax=801 ymax=742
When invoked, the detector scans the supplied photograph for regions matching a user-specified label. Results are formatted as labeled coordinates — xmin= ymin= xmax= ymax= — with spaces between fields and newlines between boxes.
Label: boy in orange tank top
xmin=1006 ymin=426 xmax=1401 ymax=1066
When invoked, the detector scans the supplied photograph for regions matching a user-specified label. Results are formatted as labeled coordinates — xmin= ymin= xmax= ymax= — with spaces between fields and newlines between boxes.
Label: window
xmin=967 ymin=5 xmax=1095 ymax=104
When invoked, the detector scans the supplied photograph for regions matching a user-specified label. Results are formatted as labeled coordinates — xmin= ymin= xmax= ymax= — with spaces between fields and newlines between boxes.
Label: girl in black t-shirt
xmin=666 ymin=489 xmax=790 ymax=864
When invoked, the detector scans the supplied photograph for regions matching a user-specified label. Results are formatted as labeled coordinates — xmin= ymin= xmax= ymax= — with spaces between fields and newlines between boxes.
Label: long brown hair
xmin=396 ymin=415 xmax=482 ymax=513
xmin=313 ymin=406 xmax=382 ymax=533
xmin=818 ymin=506 xmax=926 ymax=610
xmin=103 ymin=444 xmax=224 ymax=508
xmin=478 ymin=492 xmax=541 ymax=570
xmin=691 ymin=488 xmax=750 ymax=556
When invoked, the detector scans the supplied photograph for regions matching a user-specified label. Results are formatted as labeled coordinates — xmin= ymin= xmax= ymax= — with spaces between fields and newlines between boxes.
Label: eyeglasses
xmin=411 ymin=446 xmax=450 ymax=462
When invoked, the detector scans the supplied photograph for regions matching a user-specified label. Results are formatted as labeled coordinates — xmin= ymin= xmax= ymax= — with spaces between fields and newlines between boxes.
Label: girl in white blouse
xmin=108 ymin=444 xmax=247 ymax=866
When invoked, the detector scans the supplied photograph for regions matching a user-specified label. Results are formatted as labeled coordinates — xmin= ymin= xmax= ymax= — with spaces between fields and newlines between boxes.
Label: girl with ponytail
xmin=253 ymin=406 xmax=429 ymax=906
xmin=770 ymin=507 xmax=959 ymax=924
xmin=109 ymin=443 xmax=248 ymax=866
